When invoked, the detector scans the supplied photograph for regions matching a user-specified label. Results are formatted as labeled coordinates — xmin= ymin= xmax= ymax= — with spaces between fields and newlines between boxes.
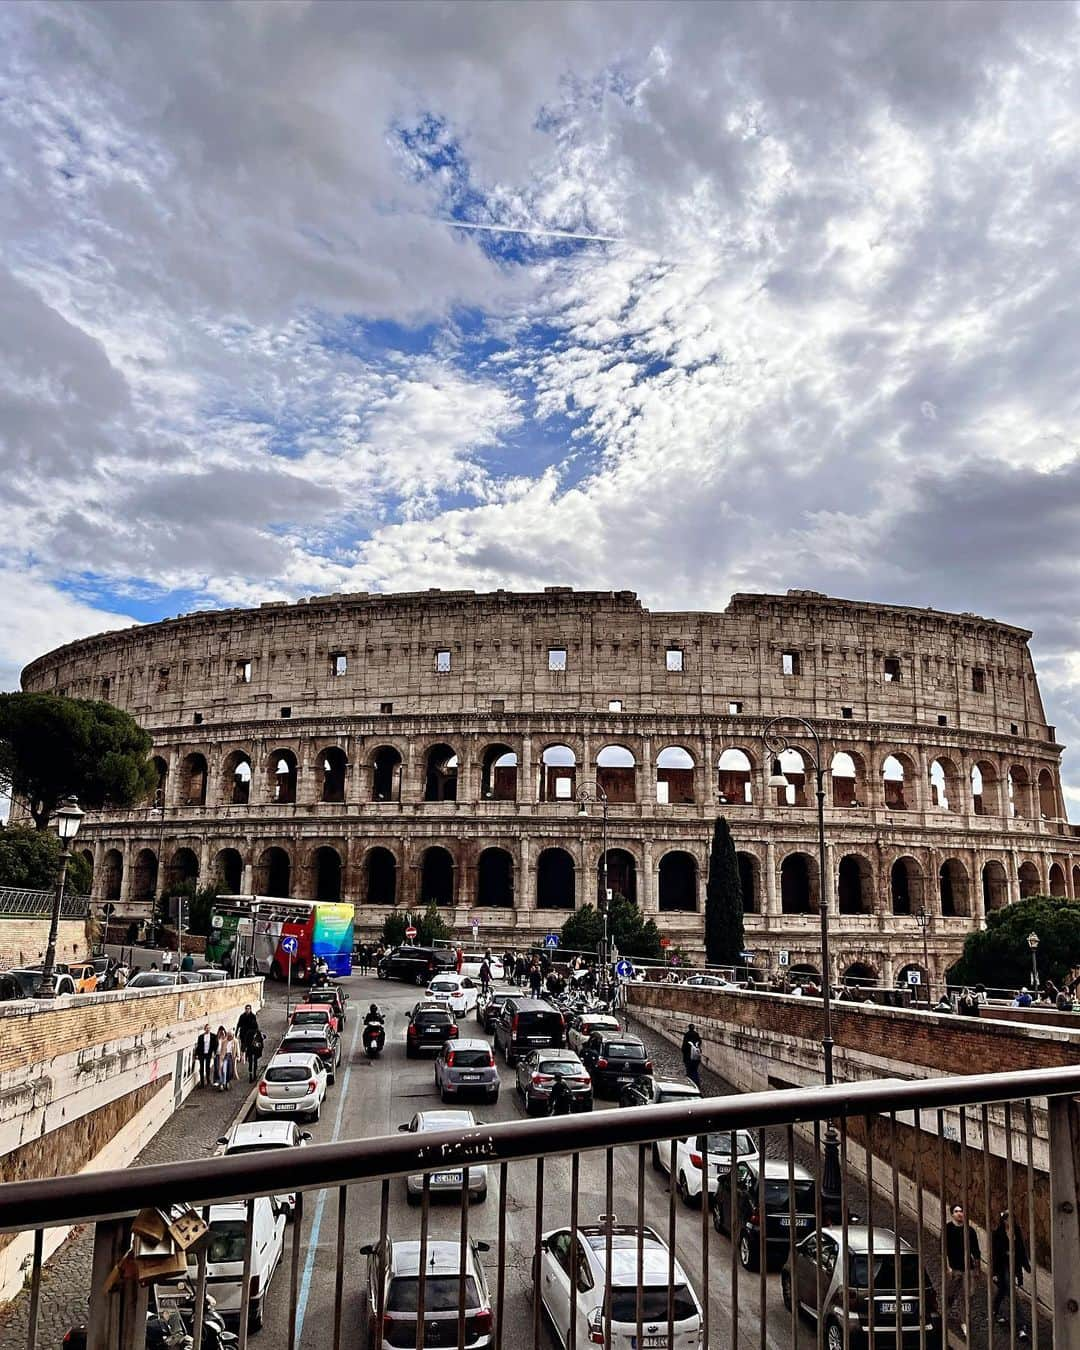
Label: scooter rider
xmin=363 ymin=1002 xmax=385 ymax=1053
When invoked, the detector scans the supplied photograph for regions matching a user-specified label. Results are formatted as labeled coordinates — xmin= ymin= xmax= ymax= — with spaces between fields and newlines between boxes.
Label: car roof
xmin=268 ymin=1053 xmax=322 ymax=1067
xmin=444 ymin=1038 xmax=490 ymax=1051
xmin=390 ymin=1240 xmax=478 ymax=1277
xmin=282 ymin=1027 xmax=328 ymax=1039
xmin=579 ymin=1013 xmax=620 ymax=1023
xmin=293 ymin=1003 xmax=330 ymax=1012
xmin=820 ymin=1225 xmax=911 ymax=1254
xmin=227 ymin=1122 xmax=298 ymax=1147
xmin=573 ymin=1228 xmax=687 ymax=1284
xmin=531 ymin=1048 xmax=584 ymax=1063
xmin=412 ymin=1001 xmax=453 ymax=1014
xmin=415 ymin=1109 xmax=476 ymax=1129
xmin=596 ymin=1033 xmax=645 ymax=1045
xmin=508 ymin=998 xmax=558 ymax=1010
xmin=746 ymin=1159 xmax=815 ymax=1181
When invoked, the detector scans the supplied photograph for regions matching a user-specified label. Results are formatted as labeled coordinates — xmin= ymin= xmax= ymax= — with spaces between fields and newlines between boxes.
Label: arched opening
xmin=890 ymin=856 xmax=924 ymax=915
xmin=481 ymin=745 xmax=518 ymax=801
xmin=1018 ymin=860 xmax=1041 ymax=898
xmin=842 ymin=962 xmax=877 ymax=988
xmin=939 ymin=858 xmax=971 ymax=917
xmin=180 ymin=753 xmax=208 ymax=807
xmin=365 ymin=848 xmax=397 ymax=906
xmin=78 ymin=850 xmax=94 ymax=891
xmin=318 ymin=748 xmax=348 ymax=804
xmin=773 ymin=749 xmax=808 ymax=807
xmin=596 ymin=745 xmax=636 ymax=803
xmin=656 ymin=746 xmax=695 ymax=804
xmin=928 ymin=757 xmax=960 ymax=812
xmin=1049 ymin=861 xmax=1067 ymax=897
xmin=882 ymin=754 xmax=913 ymax=811
xmin=737 ymin=852 xmax=760 ymax=914
xmin=476 ymin=848 xmax=514 ymax=907
xmin=214 ymin=848 xmax=243 ymax=894
xmin=151 ymin=756 xmax=169 ymax=802
xmin=658 ymin=851 xmax=697 ymax=912
xmin=223 ymin=751 xmax=251 ymax=806
xmin=420 ymin=846 xmax=455 ymax=905
xmin=424 ymin=746 xmax=459 ymax=802
xmin=1039 ymin=769 xmax=1058 ymax=820
xmin=101 ymin=849 xmax=123 ymax=902
xmin=313 ymin=846 xmax=342 ymax=901
xmin=540 ymin=745 xmax=577 ymax=803
xmin=1008 ymin=766 xmax=1031 ymax=819
xmin=257 ymin=847 xmax=291 ymax=898
xmin=371 ymin=747 xmax=402 ymax=802
xmin=830 ymin=752 xmax=864 ymax=808
xmin=269 ymin=751 xmax=298 ymax=805
xmin=788 ymin=963 xmax=820 ymax=982
xmin=982 ymin=860 xmax=1009 ymax=913
xmin=166 ymin=847 xmax=199 ymax=892
xmin=837 ymin=854 xmax=873 ymax=915
xmin=132 ymin=849 xmax=158 ymax=904
xmin=600 ymin=848 xmax=637 ymax=905
xmin=536 ymin=848 xmax=575 ymax=909
xmin=717 ymin=749 xmax=753 ymax=805
xmin=972 ymin=761 xmax=1000 ymax=815
xmin=780 ymin=852 xmax=818 ymax=914
xmin=896 ymin=963 xmax=929 ymax=998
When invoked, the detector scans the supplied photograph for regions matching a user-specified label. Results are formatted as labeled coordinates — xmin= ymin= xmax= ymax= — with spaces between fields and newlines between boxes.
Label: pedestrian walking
xmin=529 ymin=962 xmax=543 ymax=997
xmin=194 ymin=1024 xmax=218 ymax=1087
xmin=479 ymin=959 xmax=492 ymax=995
xmin=455 ymin=945 xmax=464 ymax=975
xmin=215 ymin=1025 xmax=236 ymax=1091
xmin=514 ymin=953 xmax=528 ymax=986
xmin=992 ymin=1209 xmax=1031 ymax=1335
xmin=682 ymin=1024 xmax=703 ymax=1086
xmin=236 ymin=1003 xmax=261 ymax=1080
xmin=180 ymin=949 xmax=195 ymax=972
xmin=945 ymin=1202 xmax=982 ymax=1337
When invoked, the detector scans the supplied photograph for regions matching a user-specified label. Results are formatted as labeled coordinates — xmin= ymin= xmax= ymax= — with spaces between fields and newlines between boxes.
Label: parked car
xmin=186 ymin=1195 xmax=287 ymax=1330
xmin=63 ymin=961 xmax=99 ymax=994
xmin=124 ymin=971 xmax=200 ymax=989
xmin=433 ymin=1038 xmax=499 ymax=1103
xmin=360 ymin=1237 xmax=493 ymax=1349
xmin=10 ymin=968 xmax=77 ymax=997
xmin=712 ymin=1158 xmax=817 ymax=1268
xmin=215 ymin=1120 xmax=311 ymax=1215
xmin=255 ymin=1052 xmax=328 ymax=1122
xmin=0 ymin=971 xmax=30 ymax=1001
xmin=195 ymin=967 xmax=229 ymax=983
xmin=406 ymin=1001 xmax=458 ymax=1057
xmin=475 ymin=986 xmax=517 ymax=1032
xmin=378 ymin=945 xmax=457 ymax=986
xmin=579 ymin=1032 xmax=652 ymax=1098
xmin=653 ymin=1127 xmax=758 ymax=1205
xmin=398 ymin=1109 xmax=489 ymax=1204
xmin=684 ymin=973 xmax=731 ymax=988
xmin=493 ymin=997 xmax=565 ymax=1066
xmin=782 ymin=1226 xmax=942 ymax=1350
xmin=278 ymin=1025 xmax=341 ymax=1084
xmin=307 ymin=983 xmax=348 ymax=1026
xmin=618 ymin=1075 xmax=701 ymax=1109
xmin=426 ymin=973 xmax=481 ymax=1015
xmin=534 ymin=1220 xmax=703 ymax=1350
xmin=515 ymin=1048 xmax=592 ymax=1115
xmin=289 ymin=1002 xmax=340 ymax=1036
xmin=566 ymin=1010 xmax=622 ymax=1054
xmin=461 ymin=953 xmax=505 ymax=981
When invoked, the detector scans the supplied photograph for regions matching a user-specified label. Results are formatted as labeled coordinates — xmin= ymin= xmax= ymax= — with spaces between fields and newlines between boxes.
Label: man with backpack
xmin=682 ymin=1024 xmax=703 ymax=1086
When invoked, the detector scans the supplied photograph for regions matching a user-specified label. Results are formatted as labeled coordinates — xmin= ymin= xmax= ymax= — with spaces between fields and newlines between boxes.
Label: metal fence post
xmin=1049 ymin=1094 xmax=1080 ymax=1350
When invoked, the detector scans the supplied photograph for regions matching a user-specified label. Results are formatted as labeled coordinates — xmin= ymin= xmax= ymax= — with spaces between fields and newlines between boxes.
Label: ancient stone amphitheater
xmin=20 ymin=587 xmax=1077 ymax=986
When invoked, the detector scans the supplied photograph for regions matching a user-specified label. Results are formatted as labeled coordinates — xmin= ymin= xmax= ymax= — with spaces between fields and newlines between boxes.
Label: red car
xmin=290 ymin=1003 xmax=340 ymax=1036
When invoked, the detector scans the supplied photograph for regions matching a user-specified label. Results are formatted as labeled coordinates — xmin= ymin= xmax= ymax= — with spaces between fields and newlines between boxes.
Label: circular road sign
xmin=615 ymin=958 xmax=633 ymax=978
xmin=280 ymin=935 xmax=299 ymax=956
xmin=405 ymin=924 xmax=418 ymax=940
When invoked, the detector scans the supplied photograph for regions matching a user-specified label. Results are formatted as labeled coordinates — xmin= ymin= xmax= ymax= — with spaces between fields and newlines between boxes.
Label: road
xmin=254 ymin=974 xmax=796 ymax=1350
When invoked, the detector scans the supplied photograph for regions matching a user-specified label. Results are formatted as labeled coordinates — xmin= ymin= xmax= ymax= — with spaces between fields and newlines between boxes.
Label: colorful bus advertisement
xmin=206 ymin=896 xmax=353 ymax=980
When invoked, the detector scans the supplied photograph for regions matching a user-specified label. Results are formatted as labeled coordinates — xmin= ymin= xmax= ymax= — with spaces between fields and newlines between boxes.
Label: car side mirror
xmin=217 ymin=1136 xmax=229 ymax=1146
xmin=397 ymin=1123 xmax=410 ymax=1132
xmin=301 ymin=1132 xmax=312 ymax=1142
xmin=360 ymin=1244 xmax=376 ymax=1256
xmin=475 ymin=1241 xmax=491 ymax=1253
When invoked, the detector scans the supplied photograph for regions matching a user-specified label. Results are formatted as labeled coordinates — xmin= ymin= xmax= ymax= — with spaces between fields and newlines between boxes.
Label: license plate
xmin=275 ymin=1103 xmax=296 ymax=1112
xmin=617 ymin=1075 xmax=633 ymax=1083
xmin=461 ymin=1074 xmax=480 ymax=1081
xmin=877 ymin=1300 xmax=915 ymax=1315
xmin=635 ymin=1338 xmax=668 ymax=1349
xmin=432 ymin=1171 xmax=462 ymax=1185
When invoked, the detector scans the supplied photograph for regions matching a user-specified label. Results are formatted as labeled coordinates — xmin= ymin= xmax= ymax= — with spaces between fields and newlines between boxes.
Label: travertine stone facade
xmin=20 ymin=587 xmax=1078 ymax=986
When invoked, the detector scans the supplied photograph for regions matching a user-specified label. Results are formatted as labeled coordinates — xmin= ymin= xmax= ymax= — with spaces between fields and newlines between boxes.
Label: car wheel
xmin=406 ymin=1044 xmax=415 ymax=1059
xmin=826 ymin=1321 xmax=844 ymax=1350
xmin=248 ymin=1298 xmax=264 ymax=1332
xmin=440 ymin=1089 xmax=451 ymax=1103
xmin=310 ymin=1102 xmax=321 ymax=1124
xmin=487 ymin=1089 xmax=499 ymax=1104
xmin=711 ymin=1196 xmax=724 ymax=1233
xmin=739 ymin=1228 xmax=759 ymax=1272
xmin=781 ymin=1271 xmax=792 ymax=1312
xmin=406 ymin=1189 xmax=420 ymax=1207
xmin=473 ymin=1185 xmax=488 ymax=1203
xmin=269 ymin=962 xmax=282 ymax=982
xmin=651 ymin=1143 xmax=663 ymax=1172
xmin=677 ymin=1171 xmax=696 ymax=1208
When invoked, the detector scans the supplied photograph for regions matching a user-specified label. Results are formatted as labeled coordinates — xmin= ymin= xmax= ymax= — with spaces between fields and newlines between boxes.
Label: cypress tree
xmin=705 ymin=815 xmax=745 ymax=967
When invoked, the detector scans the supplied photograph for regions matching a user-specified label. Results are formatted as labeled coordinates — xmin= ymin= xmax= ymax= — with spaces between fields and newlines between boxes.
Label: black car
xmin=712 ymin=1158 xmax=817 ymax=1270
xmin=580 ymin=1033 xmax=652 ymax=1097
xmin=618 ymin=1075 xmax=702 ymax=1109
xmin=475 ymin=987 xmax=517 ymax=1033
xmin=0 ymin=971 xmax=28 ymax=1001
xmin=308 ymin=983 xmax=348 ymax=1027
xmin=406 ymin=1001 xmax=459 ymax=1057
xmin=379 ymin=946 xmax=457 ymax=986
xmin=493 ymin=997 xmax=565 ymax=1067
xmin=279 ymin=1027 xmax=341 ymax=1084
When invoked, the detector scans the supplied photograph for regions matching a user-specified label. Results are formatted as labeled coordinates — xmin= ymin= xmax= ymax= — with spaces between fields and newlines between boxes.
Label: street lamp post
xmin=915 ymin=907 xmax=931 ymax=1004
xmin=763 ymin=715 xmax=842 ymax=1220
xmin=1027 ymin=932 xmax=1040 ymax=991
xmin=574 ymin=782 xmax=610 ymax=972
xmin=39 ymin=797 xmax=85 ymax=997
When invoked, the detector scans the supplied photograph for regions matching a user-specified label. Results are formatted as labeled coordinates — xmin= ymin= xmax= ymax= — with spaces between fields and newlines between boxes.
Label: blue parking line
xmin=294 ymin=1011 xmax=363 ymax=1344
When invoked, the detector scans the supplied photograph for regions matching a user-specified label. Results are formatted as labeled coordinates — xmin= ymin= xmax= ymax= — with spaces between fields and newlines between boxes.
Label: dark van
xmin=378 ymin=946 xmax=456 ymax=986
xmin=493 ymin=998 xmax=565 ymax=1066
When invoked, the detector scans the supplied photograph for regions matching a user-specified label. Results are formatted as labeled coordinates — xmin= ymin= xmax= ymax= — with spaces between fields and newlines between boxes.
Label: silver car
xmin=256 ymin=1052 xmax=328 ymax=1122
xmin=361 ymin=1237 xmax=493 ymax=1349
xmin=398 ymin=1109 xmax=489 ymax=1204
xmin=433 ymin=1038 xmax=500 ymax=1104
xmin=215 ymin=1119 xmax=311 ymax=1215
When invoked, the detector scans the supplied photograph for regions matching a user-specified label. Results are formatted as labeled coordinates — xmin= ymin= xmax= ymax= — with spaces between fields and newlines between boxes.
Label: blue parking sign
xmin=544 ymin=933 xmax=560 ymax=948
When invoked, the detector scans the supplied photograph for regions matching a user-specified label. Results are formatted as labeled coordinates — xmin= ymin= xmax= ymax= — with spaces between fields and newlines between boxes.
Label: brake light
xmin=408 ymin=1024 xmax=418 ymax=1036
xmin=596 ymin=1057 xmax=608 ymax=1069
xmin=474 ymin=1310 xmax=492 ymax=1333
xmin=258 ymin=1081 xmax=268 ymax=1095
xmin=532 ymin=1073 xmax=553 ymax=1085
xmin=447 ymin=1050 xmax=456 ymax=1067
xmin=512 ymin=1014 xmax=519 ymax=1032
xmin=559 ymin=1013 xmax=566 ymax=1027
xmin=689 ymin=1152 xmax=702 ymax=1168
xmin=748 ymin=1209 xmax=760 ymax=1227
xmin=588 ymin=1309 xmax=605 ymax=1344
xmin=448 ymin=1024 xmax=458 ymax=1037
xmin=645 ymin=1059 xmax=654 ymax=1072
xmin=308 ymin=1080 xmax=317 ymax=1092
xmin=488 ymin=1051 xmax=495 ymax=1067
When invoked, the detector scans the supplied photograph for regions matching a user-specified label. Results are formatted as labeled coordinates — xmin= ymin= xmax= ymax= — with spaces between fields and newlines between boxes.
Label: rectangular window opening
xmin=490 ymin=698 xmax=505 ymax=712
xmin=841 ymin=706 xmax=853 ymax=719
xmin=380 ymin=701 xmax=394 ymax=715
xmin=608 ymin=699 xmax=623 ymax=712
xmin=435 ymin=649 xmax=451 ymax=673
xmin=548 ymin=647 xmax=567 ymax=672
xmin=666 ymin=647 xmax=684 ymax=672
xmin=728 ymin=701 xmax=743 ymax=715
xmin=972 ymin=667 xmax=986 ymax=694
xmin=157 ymin=667 xmax=170 ymax=690
xmin=781 ymin=651 xmax=801 ymax=677
xmin=280 ymin=706 xmax=292 ymax=719
xmin=236 ymin=659 xmax=252 ymax=684
xmin=884 ymin=657 xmax=902 ymax=683
xmin=331 ymin=652 xmax=347 ymax=677
xmin=937 ymin=714 xmax=948 ymax=727
xmin=193 ymin=712 xmax=203 ymax=725
xmin=1011 ymin=722 xmax=1019 ymax=735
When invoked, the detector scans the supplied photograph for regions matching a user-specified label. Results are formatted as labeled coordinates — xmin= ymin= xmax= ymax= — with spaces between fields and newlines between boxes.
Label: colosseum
xmin=18 ymin=587 xmax=1078 ymax=988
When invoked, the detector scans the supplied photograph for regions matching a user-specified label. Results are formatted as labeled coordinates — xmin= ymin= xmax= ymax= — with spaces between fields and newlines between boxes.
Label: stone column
xmin=242 ymin=860 xmax=255 ymax=894
xmin=520 ymin=738 xmax=534 ymax=804
xmin=573 ymin=846 xmax=585 ymax=910
xmin=765 ymin=840 xmax=778 ymax=918
xmin=518 ymin=837 xmax=533 ymax=912
xmin=1009 ymin=849 xmax=1023 ymax=905
xmin=640 ymin=839 xmax=656 ymax=913
xmin=640 ymin=736 xmax=656 ymax=806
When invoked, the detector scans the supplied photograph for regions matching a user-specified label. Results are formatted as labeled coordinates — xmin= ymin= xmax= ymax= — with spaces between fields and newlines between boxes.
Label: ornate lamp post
xmin=574 ymin=781 xmax=610 ymax=971
xmin=39 ymin=797 xmax=84 ymax=997
xmin=1027 ymin=932 xmax=1040 ymax=990
xmin=914 ymin=907 xmax=931 ymax=1003
xmin=762 ymin=715 xmax=842 ymax=1219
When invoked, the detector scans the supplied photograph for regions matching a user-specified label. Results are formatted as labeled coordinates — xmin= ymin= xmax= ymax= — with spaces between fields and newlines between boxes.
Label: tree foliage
xmin=560 ymin=897 xmax=662 ymax=960
xmin=705 ymin=816 xmax=745 ymax=966
xmin=381 ymin=903 xmax=454 ymax=948
xmin=0 ymin=693 xmax=157 ymax=829
xmin=0 ymin=823 xmax=90 ymax=893
xmin=948 ymin=895 xmax=1080 ymax=990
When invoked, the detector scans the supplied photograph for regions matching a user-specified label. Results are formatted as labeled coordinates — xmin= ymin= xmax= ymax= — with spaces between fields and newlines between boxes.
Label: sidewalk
xmin=0 ymin=986 xmax=290 ymax=1346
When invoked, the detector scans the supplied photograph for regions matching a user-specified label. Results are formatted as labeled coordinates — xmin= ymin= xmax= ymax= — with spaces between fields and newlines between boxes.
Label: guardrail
xmin=4 ymin=1065 xmax=1080 ymax=1350
xmin=0 ymin=885 xmax=90 ymax=918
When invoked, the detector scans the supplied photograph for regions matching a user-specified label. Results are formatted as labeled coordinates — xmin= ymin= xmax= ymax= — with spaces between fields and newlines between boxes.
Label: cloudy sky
xmin=4 ymin=0 xmax=1080 ymax=794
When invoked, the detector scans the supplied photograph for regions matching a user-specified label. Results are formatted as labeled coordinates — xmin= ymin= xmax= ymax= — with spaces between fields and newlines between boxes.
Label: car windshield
xmin=266 ymin=1065 xmax=312 ymax=1083
xmin=292 ymin=1011 xmax=328 ymax=1025
xmin=452 ymin=1050 xmax=491 ymax=1068
xmin=430 ymin=980 xmax=457 ymax=991
xmin=387 ymin=1276 xmax=480 ymax=1312
xmin=132 ymin=974 xmax=175 ymax=986
xmin=416 ymin=1013 xmax=451 ymax=1026
xmin=205 ymin=1221 xmax=248 ymax=1264
xmin=536 ymin=1060 xmax=581 ymax=1075
xmin=657 ymin=1089 xmax=699 ymax=1103
xmin=699 ymin=1130 xmax=755 ymax=1157
xmin=281 ymin=1039 xmax=325 ymax=1054
xmin=764 ymin=1180 xmax=816 ymax=1209
xmin=226 ymin=1142 xmax=290 ymax=1154
xmin=605 ymin=1042 xmax=645 ymax=1057
xmin=849 ymin=1253 xmax=921 ymax=1289
xmin=610 ymin=1286 xmax=697 ymax=1324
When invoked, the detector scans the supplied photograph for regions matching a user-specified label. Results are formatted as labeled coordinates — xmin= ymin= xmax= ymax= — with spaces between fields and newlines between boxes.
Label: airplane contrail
xmin=440 ymin=218 xmax=623 ymax=245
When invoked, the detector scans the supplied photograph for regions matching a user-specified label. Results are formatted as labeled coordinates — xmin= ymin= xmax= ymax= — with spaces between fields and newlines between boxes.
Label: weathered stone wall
xmin=0 ymin=918 xmax=89 ymax=969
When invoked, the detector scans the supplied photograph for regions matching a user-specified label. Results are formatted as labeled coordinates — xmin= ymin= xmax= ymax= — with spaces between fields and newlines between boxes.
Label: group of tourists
xmin=193 ymin=1003 xmax=264 ymax=1090
xmin=946 ymin=1201 xmax=1031 ymax=1339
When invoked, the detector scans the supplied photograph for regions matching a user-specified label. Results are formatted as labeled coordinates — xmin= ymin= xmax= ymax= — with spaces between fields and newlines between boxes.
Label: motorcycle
xmin=362 ymin=1014 xmax=386 ymax=1059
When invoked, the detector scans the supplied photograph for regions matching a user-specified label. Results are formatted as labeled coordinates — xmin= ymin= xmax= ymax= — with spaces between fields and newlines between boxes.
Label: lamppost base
xmin=820 ymin=1124 xmax=843 ymax=1223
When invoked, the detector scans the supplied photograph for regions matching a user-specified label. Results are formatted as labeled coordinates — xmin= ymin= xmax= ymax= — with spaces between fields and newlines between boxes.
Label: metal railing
xmin=0 ymin=885 xmax=90 ymax=918
xmin=4 ymin=1065 xmax=1080 ymax=1350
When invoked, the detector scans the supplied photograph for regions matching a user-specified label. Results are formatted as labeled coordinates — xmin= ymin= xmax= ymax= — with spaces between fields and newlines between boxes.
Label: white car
xmin=215 ymin=1120 xmax=311 ymax=1214
xmin=425 ymin=973 xmax=481 ymax=1015
xmin=654 ymin=1127 xmax=759 ymax=1204
xmin=188 ymin=1195 xmax=287 ymax=1330
xmin=535 ymin=1219 xmax=703 ymax=1350
xmin=566 ymin=1011 xmax=622 ymax=1054
xmin=255 ymin=1052 xmax=328 ymax=1123
xmin=398 ymin=1108 xmax=489 ymax=1204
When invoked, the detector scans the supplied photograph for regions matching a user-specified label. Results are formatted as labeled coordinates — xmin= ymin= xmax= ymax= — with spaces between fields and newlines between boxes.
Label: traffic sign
xmin=280 ymin=935 xmax=298 ymax=956
xmin=544 ymin=933 xmax=560 ymax=948
xmin=659 ymin=937 xmax=671 ymax=949
xmin=778 ymin=950 xmax=790 ymax=967
xmin=471 ymin=920 xmax=479 ymax=938
xmin=237 ymin=918 xmax=254 ymax=935
xmin=615 ymin=958 xmax=633 ymax=978
xmin=907 ymin=969 xmax=922 ymax=986
xmin=405 ymin=925 xmax=418 ymax=940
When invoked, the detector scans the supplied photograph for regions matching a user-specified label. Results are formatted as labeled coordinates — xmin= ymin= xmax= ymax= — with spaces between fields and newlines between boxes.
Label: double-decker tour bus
xmin=205 ymin=896 xmax=353 ymax=980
